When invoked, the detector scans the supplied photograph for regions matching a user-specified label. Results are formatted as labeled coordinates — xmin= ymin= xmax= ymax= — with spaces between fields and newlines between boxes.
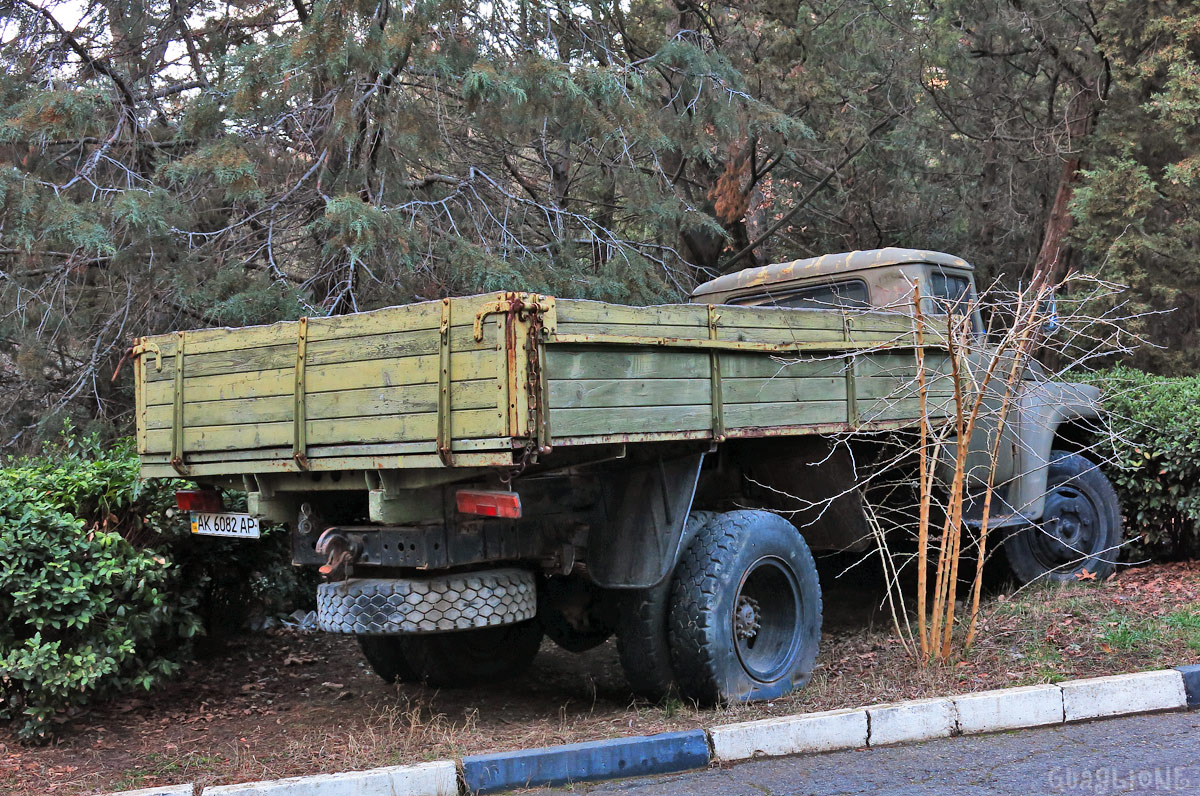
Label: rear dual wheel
xmin=669 ymin=511 xmax=822 ymax=704
xmin=616 ymin=512 xmax=716 ymax=700
xmin=615 ymin=510 xmax=823 ymax=705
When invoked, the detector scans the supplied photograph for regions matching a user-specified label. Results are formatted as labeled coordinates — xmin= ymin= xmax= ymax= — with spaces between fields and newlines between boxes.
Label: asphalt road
xmin=534 ymin=711 xmax=1200 ymax=796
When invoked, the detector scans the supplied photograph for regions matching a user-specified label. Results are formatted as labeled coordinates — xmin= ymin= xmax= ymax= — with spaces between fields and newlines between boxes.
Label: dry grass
xmin=2 ymin=560 xmax=1197 ymax=796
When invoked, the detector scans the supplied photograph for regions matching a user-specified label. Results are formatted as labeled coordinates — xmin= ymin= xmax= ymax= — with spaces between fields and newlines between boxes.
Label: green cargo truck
xmin=132 ymin=248 xmax=1121 ymax=703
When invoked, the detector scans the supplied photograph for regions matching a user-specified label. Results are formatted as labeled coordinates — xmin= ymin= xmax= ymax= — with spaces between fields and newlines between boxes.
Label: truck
xmin=131 ymin=247 xmax=1122 ymax=704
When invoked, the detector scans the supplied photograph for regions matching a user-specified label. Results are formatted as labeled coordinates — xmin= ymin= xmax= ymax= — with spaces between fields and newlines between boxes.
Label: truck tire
xmin=615 ymin=511 xmax=716 ymax=701
xmin=1005 ymin=451 xmax=1123 ymax=584
xmin=316 ymin=568 xmax=536 ymax=634
xmin=668 ymin=510 xmax=822 ymax=705
xmin=357 ymin=636 xmax=420 ymax=683
xmin=402 ymin=620 xmax=544 ymax=687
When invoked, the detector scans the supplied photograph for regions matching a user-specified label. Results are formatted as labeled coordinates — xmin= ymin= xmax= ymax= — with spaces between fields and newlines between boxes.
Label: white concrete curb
xmin=708 ymin=668 xmax=1189 ymax=763
xmin=105 ymin=760 xmax=457 ymax=796
xmin=952 ymin=683 xmax=1063 ymax=734
xmin=709 ymin=707 xmax=867 ymax=761
xmin=1061 ymin=670 xmax=1187 ymax=722
xmin=865 ymin=696 xmax=955 ymax=747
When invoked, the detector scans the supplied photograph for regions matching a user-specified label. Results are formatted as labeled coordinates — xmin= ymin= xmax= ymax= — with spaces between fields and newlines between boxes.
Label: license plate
xmin=191 ymin=512 xmax=260 ymax=539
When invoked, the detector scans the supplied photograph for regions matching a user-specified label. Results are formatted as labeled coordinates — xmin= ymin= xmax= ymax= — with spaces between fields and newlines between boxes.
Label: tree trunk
xmin=1031 ymin=88 xmax=1099 ymax=289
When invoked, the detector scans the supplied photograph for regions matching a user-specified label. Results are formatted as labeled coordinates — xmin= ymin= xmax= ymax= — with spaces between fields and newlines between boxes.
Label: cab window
xmin=736 ymin=279 xmax=870 ymax=310
xmin=929 ymin=271 xmax=972 ymax=314
xmin=928 ymin=268 xmax=982 ymax=333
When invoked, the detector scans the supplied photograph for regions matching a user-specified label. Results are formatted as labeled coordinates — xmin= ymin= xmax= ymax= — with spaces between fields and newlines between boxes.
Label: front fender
xmin=1009 ymin=381 xmax=1102 ymax=521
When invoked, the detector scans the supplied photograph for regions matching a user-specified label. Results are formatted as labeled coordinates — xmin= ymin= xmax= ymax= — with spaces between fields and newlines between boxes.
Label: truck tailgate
xmin=135 ymin=293 xmax=531 ymax=478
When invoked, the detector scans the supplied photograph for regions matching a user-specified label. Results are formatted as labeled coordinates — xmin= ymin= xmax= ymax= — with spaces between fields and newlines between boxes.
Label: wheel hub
xmin=732 ymin=557 xmax=804 ymax=683
xmin=1041 ymin=485 xmax=1099 ymax=559
xmin=1033 ymin=484 xmax=1102 ymax=567
xmin=734 ymin=595 xmax=761 ymax=641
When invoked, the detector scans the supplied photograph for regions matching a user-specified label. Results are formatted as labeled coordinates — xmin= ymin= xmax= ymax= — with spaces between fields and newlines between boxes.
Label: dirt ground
xmin=3 ymin=559 xmax=1198 ymax=796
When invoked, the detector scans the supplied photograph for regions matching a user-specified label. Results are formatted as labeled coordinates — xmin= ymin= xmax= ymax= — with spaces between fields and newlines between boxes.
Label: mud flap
xmin=587 ymin=452 xmax=706 ymax=589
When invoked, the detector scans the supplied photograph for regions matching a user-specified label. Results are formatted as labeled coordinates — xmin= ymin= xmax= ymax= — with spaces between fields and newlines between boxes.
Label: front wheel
xmin=668 ymin=510 xmax=822 ymax=705
xmin=1005 ymin=451 xmax=1123 ymax=584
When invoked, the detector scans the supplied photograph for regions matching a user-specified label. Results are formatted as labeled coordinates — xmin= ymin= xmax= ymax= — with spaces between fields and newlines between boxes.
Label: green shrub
xmin=1084 ymin=367 xmax=1200 ymax=559
xmin=0 ymin=435 xmax=311 ymax=740
xmin=0 ymin=438 xmax=199 ymax=740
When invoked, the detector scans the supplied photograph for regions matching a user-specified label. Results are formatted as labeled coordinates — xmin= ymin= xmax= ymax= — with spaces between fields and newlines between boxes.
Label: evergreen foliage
xmin=0 ymin=1 xmax=1197 ymax=443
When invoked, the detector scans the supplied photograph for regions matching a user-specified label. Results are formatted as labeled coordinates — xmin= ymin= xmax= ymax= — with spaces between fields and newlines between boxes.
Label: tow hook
xmin=315 ymin=529 xmax=361 ymax=578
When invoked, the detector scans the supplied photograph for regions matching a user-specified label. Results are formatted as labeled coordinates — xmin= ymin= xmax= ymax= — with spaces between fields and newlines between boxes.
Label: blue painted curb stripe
xmin=461 ymin=729 xmax=711 ymax=794
xmin=1177 ymin=665 xmax=1200 ymax=707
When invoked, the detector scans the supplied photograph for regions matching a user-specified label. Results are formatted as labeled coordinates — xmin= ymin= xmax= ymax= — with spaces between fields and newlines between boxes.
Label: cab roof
xmin=690 ymin=248 xmax=973 ymax=299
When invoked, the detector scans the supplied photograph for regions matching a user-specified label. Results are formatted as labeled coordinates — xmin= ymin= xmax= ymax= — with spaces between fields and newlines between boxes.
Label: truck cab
xmin=691 ymin=247 xmax=1119 ymax=581
xmin=689 ymin=247 xmax=983 ymax=330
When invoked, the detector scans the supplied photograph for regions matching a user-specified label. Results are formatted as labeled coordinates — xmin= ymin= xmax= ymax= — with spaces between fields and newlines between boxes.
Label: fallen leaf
xmin=1075 ymin=569 xmax=1097 ymax=581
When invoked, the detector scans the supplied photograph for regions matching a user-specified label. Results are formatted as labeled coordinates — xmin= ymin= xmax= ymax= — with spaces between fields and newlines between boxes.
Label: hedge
xmin=1083 ymin=367 xmax=1200 ymax=559
xmin=0 ymin=435 xmax=308 ymax=741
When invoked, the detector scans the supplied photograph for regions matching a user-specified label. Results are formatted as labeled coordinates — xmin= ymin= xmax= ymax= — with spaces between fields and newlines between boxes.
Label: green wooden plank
xmin=715 ymin=303 xmax=915 ymax=333
xmin=139 ymin=448 xmax=512 ymax=478
xmin=147 ymin=324 xmax=497 ymax=382
xmin=555 ymin=298 xmax=908 ymax=334
xmin=544 ymin=347 xmax=710 ymax=380
xmin=858 ymin=396 xmax=927 ymax=423
xmin=719 ymin=353 xmax=850 ymax=380
xmin=546 ymin=374 xmax=927 ymax=411
xmin=724 ymin=400 xmax=848 ymax=429
xmin=142 ymin=293 xmax=511 ymax=357
xmin=555 ymin=320 xmax=853 ymax=345
xmin=555 ymin=321 xmax=710 ymax=339
xmin=543 ymin=349 xmax=923 ymax=390
xmin=721 ymin=377 xmax=846 ymax=405
xmin=547 ymin=404 xmax=712 ymax=437
xmin=554 ymin=300 xmax=709 ymax=328
xmin=143 ymin=407 xmax=505 ymax=454
xmin=548 ymin=378 xmax=711 ymax=409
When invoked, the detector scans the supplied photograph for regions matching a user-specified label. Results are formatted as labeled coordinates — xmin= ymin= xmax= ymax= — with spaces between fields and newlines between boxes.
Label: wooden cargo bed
xmin=134 ymin=291 xmax=952 ymax=479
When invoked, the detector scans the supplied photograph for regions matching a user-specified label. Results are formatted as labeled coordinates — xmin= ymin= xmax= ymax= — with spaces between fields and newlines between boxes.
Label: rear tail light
xmin=455 ymin=489 xmax=522 ymax=518
xmin=176 ymin=489 xmax=223 ymax=512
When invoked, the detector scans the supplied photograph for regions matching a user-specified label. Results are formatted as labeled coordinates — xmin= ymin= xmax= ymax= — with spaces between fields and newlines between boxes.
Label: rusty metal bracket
xmin=707 ymin=305 xmax=725 ymax=442
xmin=438 ymin=298 xmax=454 ymax=466
xmin=473 ymin=294 xmax=513 ymax=342
xmin=845 ymin=354 xmax=859 ymax=428
xmin=132 ymin=338 xmax=162 ymax=371
xmin=170 ymin=332 xmax=187 ymax=475
xmin=528 ymin=309 xmax=551 ymax=455
xmin=293 ymin=317 xmax=310 ymax=470
xmin=474 ymin=293 xmax=558 ymax=342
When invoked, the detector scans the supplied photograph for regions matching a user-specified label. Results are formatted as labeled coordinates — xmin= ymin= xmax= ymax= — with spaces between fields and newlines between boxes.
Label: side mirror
xmin=1040 ymin=295 xmax=1059 ymax=333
